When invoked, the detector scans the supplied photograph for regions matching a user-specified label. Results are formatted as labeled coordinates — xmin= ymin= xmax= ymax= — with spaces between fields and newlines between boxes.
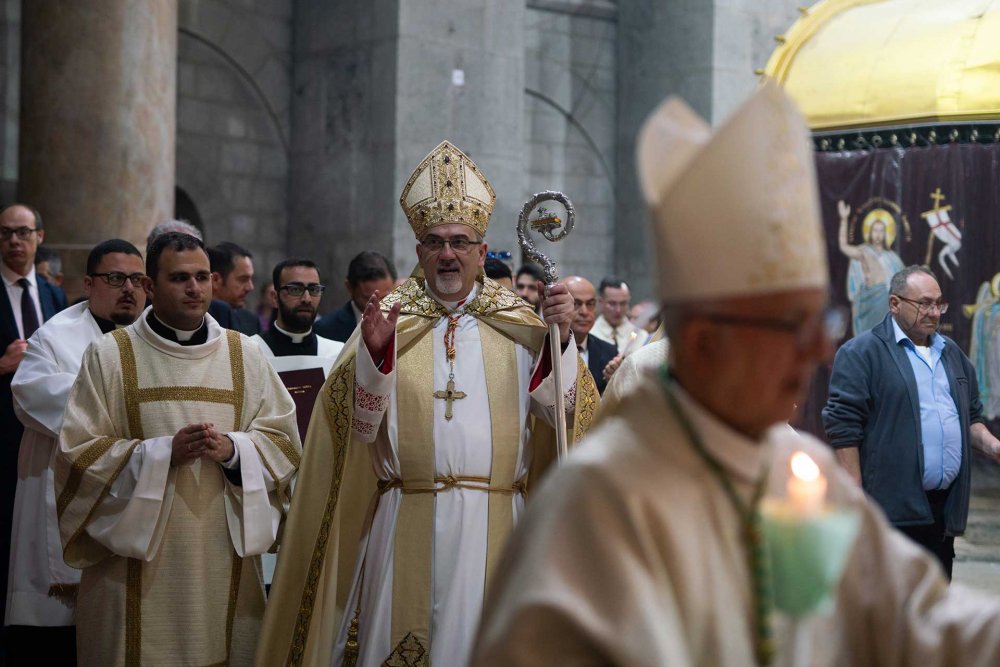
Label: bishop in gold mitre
xmin=256 ymin=140 xmax=599 ymax=667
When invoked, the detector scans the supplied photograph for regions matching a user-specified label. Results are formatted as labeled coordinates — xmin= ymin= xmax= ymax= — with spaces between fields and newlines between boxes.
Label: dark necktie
xmin=17 ymin=277 xmax=39 ymax=339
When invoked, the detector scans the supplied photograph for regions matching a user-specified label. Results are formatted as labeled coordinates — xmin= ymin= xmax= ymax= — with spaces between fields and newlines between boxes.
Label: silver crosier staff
xmin=517 ymin=191 xmax=575 ymax=460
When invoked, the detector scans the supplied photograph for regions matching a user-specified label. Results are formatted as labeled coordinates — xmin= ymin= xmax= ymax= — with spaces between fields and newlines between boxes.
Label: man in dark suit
xmin=208 ymin=241 xmax=260 ymax=335
xmin=0 ymin=204 xmax=65 ymax=634
xmin=314 ymin=250 xmax=396 ymax=342
xmin=562 ymin=275 xmax=617 ymax=394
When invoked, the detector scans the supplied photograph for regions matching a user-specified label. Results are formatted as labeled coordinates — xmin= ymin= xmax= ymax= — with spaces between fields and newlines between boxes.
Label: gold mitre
xmin=399 ymin=140 xmax=496 ymax=239
xmin=637 ymin=83 xmax=828 ymax=302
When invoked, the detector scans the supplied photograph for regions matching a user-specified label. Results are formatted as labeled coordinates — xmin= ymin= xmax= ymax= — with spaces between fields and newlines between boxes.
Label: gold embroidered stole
xmin=389 ymin=315 xmax=522 ymax=657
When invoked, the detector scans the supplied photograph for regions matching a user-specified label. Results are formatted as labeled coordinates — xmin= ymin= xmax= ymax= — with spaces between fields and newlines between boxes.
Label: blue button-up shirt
xmin=892 ymin=318 xmax=962 ymax=490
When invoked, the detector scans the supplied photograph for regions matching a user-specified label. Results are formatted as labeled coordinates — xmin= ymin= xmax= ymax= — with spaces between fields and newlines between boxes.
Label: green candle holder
xmin=762 ymin=500 xmax=861 ymax=617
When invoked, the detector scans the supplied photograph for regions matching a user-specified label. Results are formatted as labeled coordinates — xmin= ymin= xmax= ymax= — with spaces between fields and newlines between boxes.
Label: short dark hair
xmin=890 ymin=265 xmax=937 ymax=296
xmin=347 ymin=251 xmax=396 ymax=285
xmin=0 ymin=203 xmax=43 ymax=230
xmin=515 ymin=264 xmax=544 ymax=283
xmin=146 ymin=232 xmax=205 ymax=280
xmin=86 ymin=239 xmax=142 ymax=275
xmin=273 ymin=258 xmax=320 ymax=289
xmin=485 ymin=257 xmax=513 ymax=282
xmin=35 ymin=245 xmax=60 ymax=269
xmin=208 ymin=242 xmax=253 ymax=279
xmin=598 ymin=276 xmax=629 ymax=296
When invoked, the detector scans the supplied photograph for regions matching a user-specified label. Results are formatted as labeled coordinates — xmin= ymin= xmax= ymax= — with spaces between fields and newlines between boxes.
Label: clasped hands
xmin=171 ymin=422 xmax=234 ymax=467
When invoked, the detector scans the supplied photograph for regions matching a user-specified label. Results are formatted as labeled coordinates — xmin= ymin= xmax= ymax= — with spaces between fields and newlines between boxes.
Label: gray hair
xmin=889 ymin=265 xmax=937 ymax=296
xmin=146 ymin=219 xmax=202 ymax=247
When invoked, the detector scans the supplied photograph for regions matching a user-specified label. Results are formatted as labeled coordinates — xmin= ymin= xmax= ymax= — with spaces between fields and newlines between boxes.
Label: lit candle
xmin=621 ymin=331 xmax=640 ymax=356
xmin=787 ymin=451 xmax=827 ymax=515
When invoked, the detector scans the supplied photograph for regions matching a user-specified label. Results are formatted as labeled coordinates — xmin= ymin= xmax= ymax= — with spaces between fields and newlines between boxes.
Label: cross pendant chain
xmin=433 ymin=377 xmax=466 ymax=420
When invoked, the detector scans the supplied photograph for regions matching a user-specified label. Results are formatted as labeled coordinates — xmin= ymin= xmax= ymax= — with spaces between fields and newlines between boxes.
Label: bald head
xmin=561 ymin=276 xmax=598 ymax=343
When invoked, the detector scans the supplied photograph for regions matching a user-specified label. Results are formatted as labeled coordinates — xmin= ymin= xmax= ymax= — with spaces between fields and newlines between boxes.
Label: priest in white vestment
xmin=54 ymin=233 xmax=301 ymax=667
xmin=472 ymin=85 xmax=1000 ymax=666
xmin=257 ymin=140 xmax=600 ymax=667
xmin=5 ymin=240 xmax=145 ymax=664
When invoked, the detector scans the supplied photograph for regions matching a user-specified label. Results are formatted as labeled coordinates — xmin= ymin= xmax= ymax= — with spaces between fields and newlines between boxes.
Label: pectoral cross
xmin=433 ymin=378 xmax=466 ymax=420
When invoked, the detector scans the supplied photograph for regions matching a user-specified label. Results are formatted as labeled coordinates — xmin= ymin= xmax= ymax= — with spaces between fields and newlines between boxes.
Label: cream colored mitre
xmin=399 ymin=140 xmax=496 ymax=239
xmin=637 ymin=82 xmax=828 ymax=302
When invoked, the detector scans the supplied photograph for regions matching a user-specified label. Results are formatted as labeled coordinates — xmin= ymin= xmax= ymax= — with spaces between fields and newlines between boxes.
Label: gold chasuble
xmin=55 ymin=313 xmax=301 ymax=667
xmin=257 ymin=275 xmax=598 ymax=667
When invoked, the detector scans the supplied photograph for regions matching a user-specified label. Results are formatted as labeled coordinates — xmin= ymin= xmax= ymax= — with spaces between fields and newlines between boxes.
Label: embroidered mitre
xmin=400 ymin=140 xmax=496 ymax=239
xmin=637 ymin=82 xmax=828 ymax=302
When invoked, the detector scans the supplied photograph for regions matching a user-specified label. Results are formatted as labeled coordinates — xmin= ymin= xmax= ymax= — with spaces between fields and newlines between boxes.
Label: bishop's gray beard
xmin=435 ymin=272 xmax=463 ymax=295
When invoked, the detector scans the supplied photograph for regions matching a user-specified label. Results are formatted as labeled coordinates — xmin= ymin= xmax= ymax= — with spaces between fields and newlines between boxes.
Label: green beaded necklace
xmin=659 ymin=365 xmax=775 ymax=666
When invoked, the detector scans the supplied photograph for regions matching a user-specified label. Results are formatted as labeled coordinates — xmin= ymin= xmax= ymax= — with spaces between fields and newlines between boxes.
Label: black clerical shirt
xmin=259 ymin=326 xmax=318 ymax=356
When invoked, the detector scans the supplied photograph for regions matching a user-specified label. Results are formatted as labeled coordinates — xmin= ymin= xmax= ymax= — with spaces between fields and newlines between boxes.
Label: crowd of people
xmin=5 ymin=84 xmax=1000 ymax=666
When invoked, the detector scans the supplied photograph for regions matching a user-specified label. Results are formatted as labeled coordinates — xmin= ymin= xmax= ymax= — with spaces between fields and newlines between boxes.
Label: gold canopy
xmin=764 ymin=0 xmax=1000 ymax=130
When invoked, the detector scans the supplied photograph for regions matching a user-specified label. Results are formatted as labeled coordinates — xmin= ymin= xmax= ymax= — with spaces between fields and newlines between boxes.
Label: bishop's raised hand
xmin=361 ymin=291 xmax=401 ymax=368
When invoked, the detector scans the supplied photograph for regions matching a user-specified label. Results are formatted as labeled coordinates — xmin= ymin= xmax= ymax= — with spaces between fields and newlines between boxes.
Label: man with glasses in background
xmin=5 ymin=239 xmax=143 ymax=665
xmin=0 ymin=204 xmax=65 ymax=649
xmin=824 ymin=265 xmax=1000 ymax=578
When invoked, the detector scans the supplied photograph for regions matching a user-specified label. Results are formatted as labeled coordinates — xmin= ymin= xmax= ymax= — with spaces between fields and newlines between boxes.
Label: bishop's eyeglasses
xmin=90 ymin=272 xmax=145 ymax=288
xmin=279 ymin=282 xmax=325 ymax=297
xmin=420 ymin=236 xmax=483 ymax=253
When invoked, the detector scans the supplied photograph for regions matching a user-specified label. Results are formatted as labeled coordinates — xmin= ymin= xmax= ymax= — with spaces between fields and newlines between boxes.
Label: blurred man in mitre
xmin=472 ymin=84 xmax=1000 ymax=666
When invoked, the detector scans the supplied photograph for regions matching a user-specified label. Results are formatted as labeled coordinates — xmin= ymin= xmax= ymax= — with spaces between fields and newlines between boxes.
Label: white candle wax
xmin=787 ymin=451 xmax=827 ymax=515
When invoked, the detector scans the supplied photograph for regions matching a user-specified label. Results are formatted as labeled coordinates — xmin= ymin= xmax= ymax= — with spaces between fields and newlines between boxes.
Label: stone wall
xmin=0 ymin=0 xmax=17 ymax=204
xmin=523 ymin=1 xmax=617 ymax=284
xmin=176 ymin=0 xmax=292 ymax=306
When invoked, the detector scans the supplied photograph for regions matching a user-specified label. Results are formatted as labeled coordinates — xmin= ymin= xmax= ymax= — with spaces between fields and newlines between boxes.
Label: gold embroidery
xmin=135 ymin=386 xmax=237 ymax=404
xmin=381 ymin=632 xmax=429 ymax=667
xmin=65 ymin=441 xmax=142 ymax=550
xmin=113 ymin=329 xmax=144 ymax=440
xmin=574 ymin=356 xmax=598 ymax=443
xmin=224 ymin=550 xmax=242 ymax=663
xmin=47 ymin=583 xmax=78 ymax=605
xmin=466 ymin=276 xmax=530 ymax=315
xmin=56 ymin=436 xmax=118 ymax=518
xmin=381 ymin=276 xmax=531 ymax=319
xmin=287 ymin=358 xmax=355 ymax=666
xmin=380 ymin=279 xmax=447 ymax=318
xmin=227 ymin=331 xmax=245 ymax=430
xmin=264 ymin=430 xmax=301 ymax=468
xmin=125 ymin=558 xmax=142 ymax=667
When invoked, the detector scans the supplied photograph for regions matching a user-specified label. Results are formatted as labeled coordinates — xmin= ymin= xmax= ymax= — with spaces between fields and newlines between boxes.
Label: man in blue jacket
xmin=823 ymin=265 xmax=1000 ymax=578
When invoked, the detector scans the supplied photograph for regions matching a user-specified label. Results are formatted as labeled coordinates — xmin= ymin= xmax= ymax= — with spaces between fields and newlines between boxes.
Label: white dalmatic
xmin=7 ymin=302 xmax=103 ymax=625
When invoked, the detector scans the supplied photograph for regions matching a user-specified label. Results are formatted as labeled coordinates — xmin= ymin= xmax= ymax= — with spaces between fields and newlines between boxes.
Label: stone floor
xmin=952 ymin=454 xmax=1000 ymax=595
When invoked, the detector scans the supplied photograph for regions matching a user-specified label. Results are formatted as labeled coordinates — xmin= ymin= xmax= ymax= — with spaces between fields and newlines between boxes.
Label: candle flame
xmin=629 ymin=331 xmax=638 ymax=341
xmin=790 ymin=451 xmax=820 ymax=482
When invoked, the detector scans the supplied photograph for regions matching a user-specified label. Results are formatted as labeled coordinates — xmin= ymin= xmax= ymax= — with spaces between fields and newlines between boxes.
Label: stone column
xmin=19 ymin=1 xmax=178 ymax=299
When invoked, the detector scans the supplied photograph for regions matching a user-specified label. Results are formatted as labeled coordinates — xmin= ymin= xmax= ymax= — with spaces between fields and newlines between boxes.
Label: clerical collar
xmin=425 ymin=282 xmax=479 ymax=312
xmin=90 ymin=311 xmax=120 ymax=334
xmin=147 ymin=311 xmax=209 ymax=345
xmin=273 ymin=322 xmax=313 ymax=344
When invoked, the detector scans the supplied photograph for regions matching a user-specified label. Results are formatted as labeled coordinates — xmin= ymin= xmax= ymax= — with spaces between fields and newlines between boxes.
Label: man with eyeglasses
xmin=54 ymin=232 xmax=300 ymax=666
xmin=475 ymin=85 xmax=1000 ymax=667
xmin=253 ymin=258 xmax=342 ymax=361
xmin=4 ymin=239 xmax=143 ymax=664
xmin=258 ymin=141 xmax=599 ymax=667
xmin=0 ymin=203 xmax=66 ymax=639
xmin=824 ymin=265 xmax=1000 ymax=578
